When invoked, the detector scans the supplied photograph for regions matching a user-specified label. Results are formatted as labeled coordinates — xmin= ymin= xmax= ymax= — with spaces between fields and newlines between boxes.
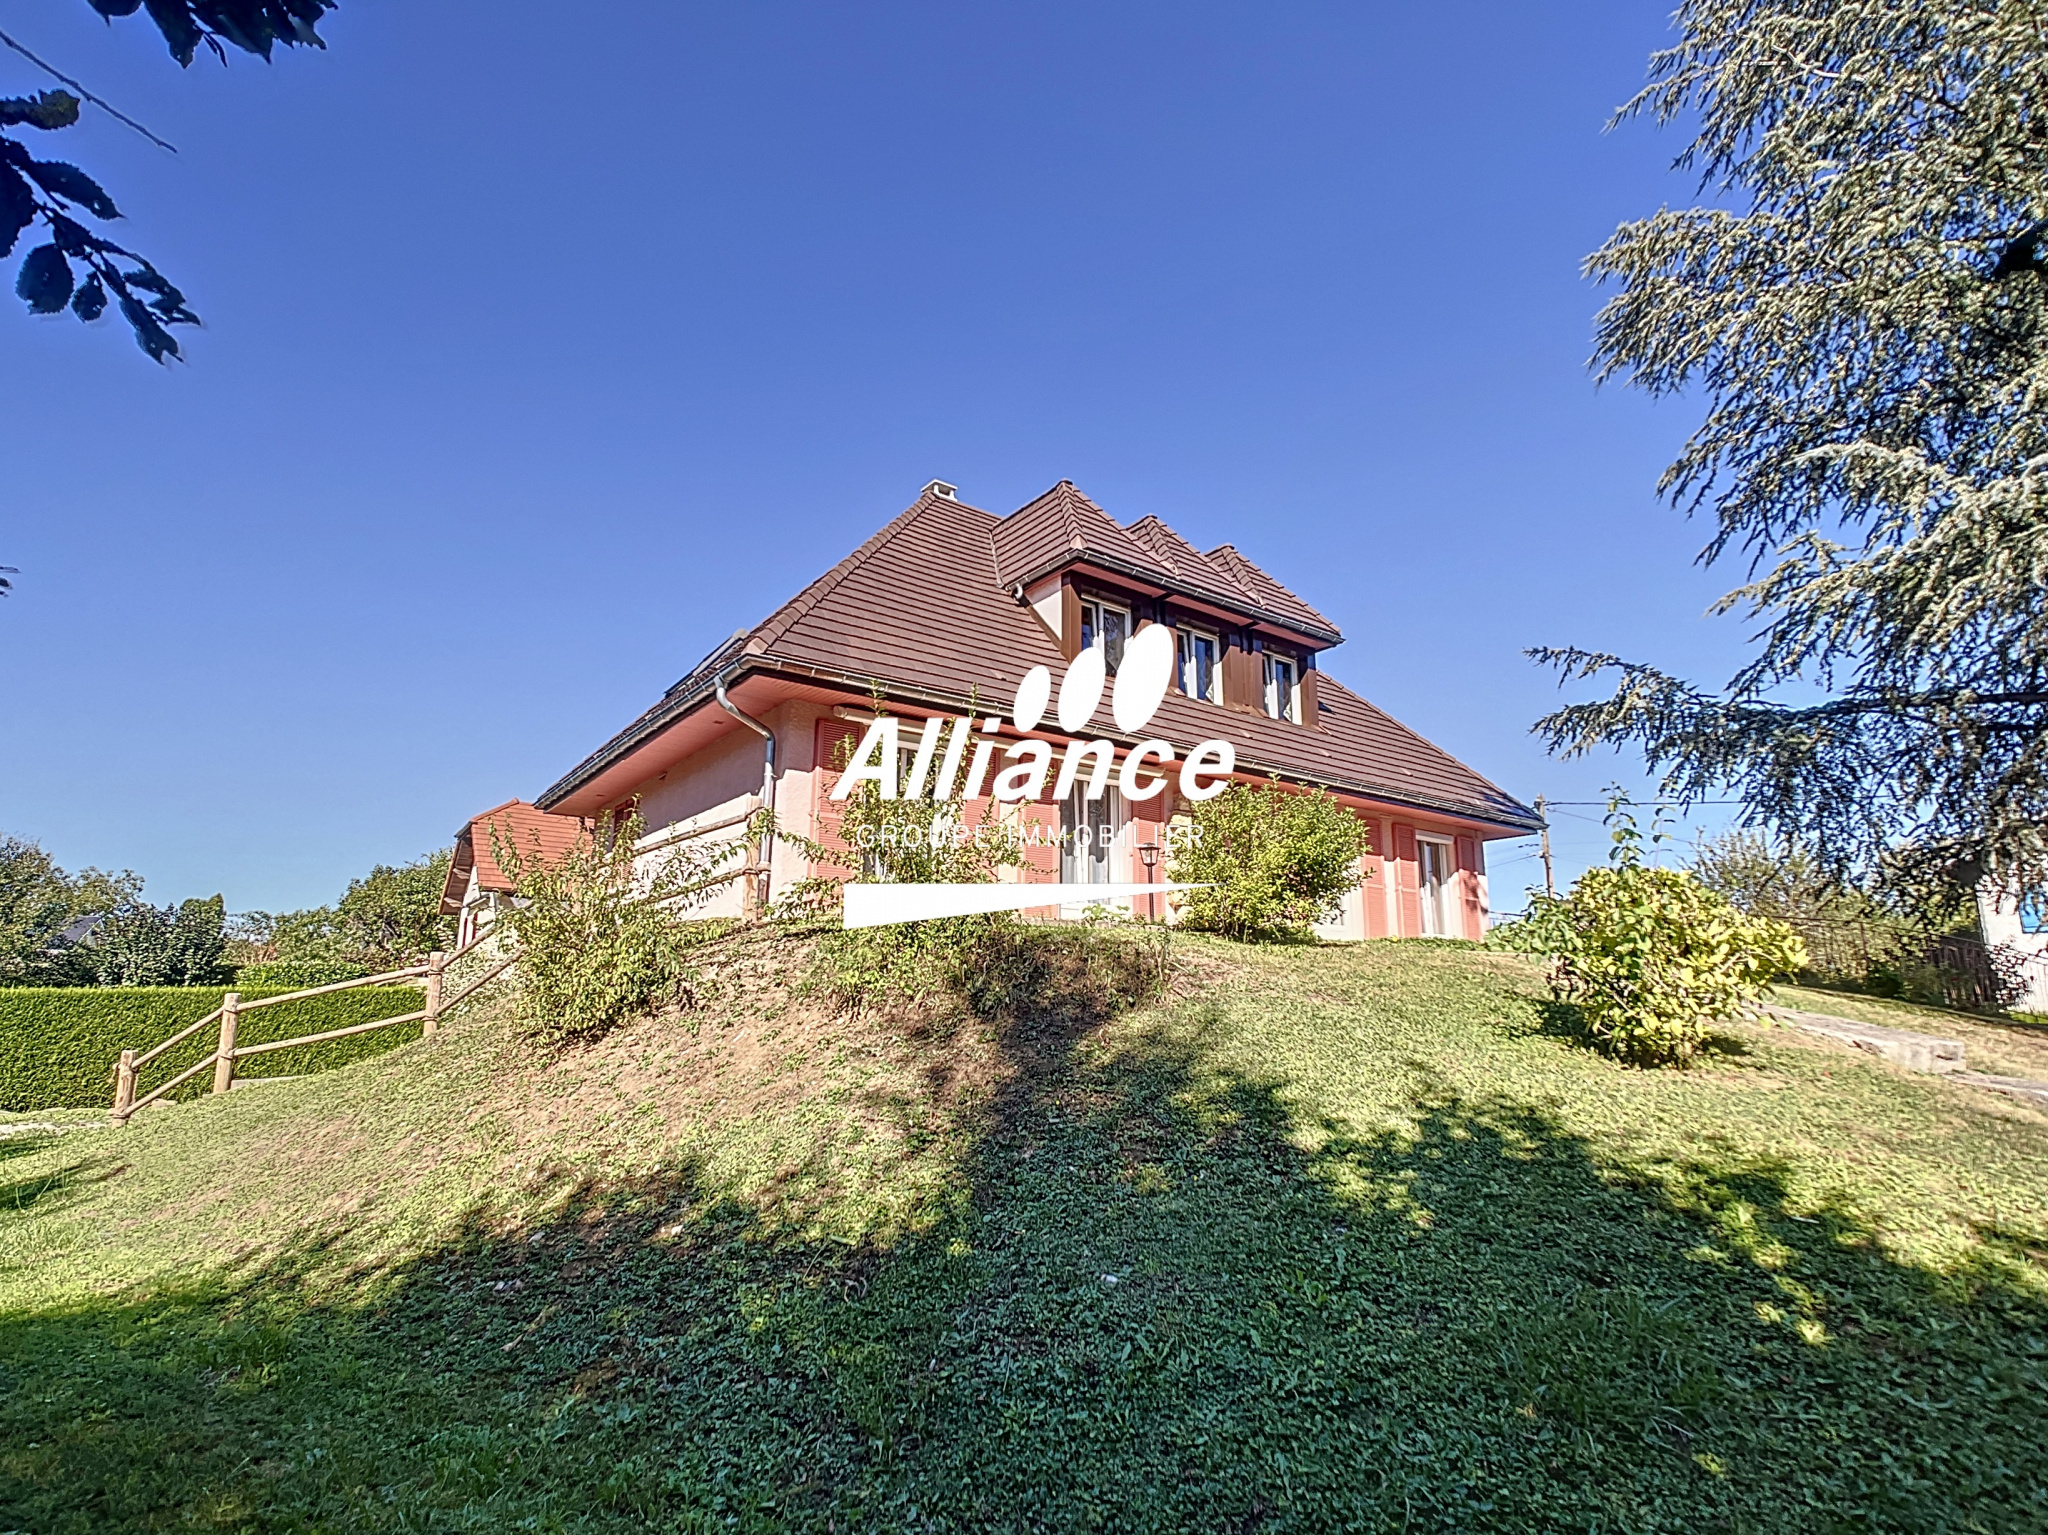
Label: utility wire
xmin=1540 ymin=806 xmax=1744 ymax=818
xmin=0 ymin=27 xmax=178 ymax=153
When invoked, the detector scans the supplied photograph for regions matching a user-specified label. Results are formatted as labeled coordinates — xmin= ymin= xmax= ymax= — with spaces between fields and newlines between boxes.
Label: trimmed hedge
xmin=234 ymin=961 xmax=369 ymax=989
xmin=0 ymin=984 xmax=426 ymax=1112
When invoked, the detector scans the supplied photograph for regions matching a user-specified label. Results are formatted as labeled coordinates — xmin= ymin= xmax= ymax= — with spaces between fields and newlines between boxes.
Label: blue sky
xmin=1 ymin=0 xmax=1753 ymax=914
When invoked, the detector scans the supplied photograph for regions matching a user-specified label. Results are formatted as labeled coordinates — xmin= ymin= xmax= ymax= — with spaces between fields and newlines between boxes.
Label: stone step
xmin=1763 ymin=1004 xmax=1967 ymax=1073
xmin=1952 ymin=1072 xmax=2048 ymax=1108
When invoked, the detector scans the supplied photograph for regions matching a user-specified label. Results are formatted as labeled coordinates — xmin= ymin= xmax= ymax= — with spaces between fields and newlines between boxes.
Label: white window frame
xmin=1080 ymin=596 xmax=1133 ymax=674
xmin=1263 ymin=652 xmax=1300 ymax=722
xmin=1416 ymin=835 xmax=1457 ymax=937
xmin=1178 ymin=626 xmax=1221 ymax=703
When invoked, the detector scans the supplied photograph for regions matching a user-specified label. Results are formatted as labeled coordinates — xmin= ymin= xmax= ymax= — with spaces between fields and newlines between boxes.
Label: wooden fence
xmin=1788 ymin=917 xmax=2048 ymax=1014
xmin=111 ymin=932 xmax=519 ymax=1125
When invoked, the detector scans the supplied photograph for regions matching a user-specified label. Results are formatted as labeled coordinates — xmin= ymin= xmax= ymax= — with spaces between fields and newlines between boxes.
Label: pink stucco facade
xmin=606 ymin=680 xmax=1495 ymax=940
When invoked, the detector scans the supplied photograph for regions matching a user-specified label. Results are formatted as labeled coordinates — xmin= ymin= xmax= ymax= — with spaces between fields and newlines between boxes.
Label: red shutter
xmin=1392 ymin=822 xmax=1420 ymax=936
xmin=1455 ymin=835 xmax=1483 ymax=939
xmin=1060 ymin=579 xmax=1083 ymax=660
xmin=1298 ymin=668 xmax=1321 ymax=728
xmin=1363 ymin=817 xmax=1390 ymax=937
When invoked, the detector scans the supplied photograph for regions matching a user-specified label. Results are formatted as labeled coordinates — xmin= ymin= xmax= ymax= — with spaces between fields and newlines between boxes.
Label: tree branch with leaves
xmin=1 ymin=1 xmax=333 ymax=361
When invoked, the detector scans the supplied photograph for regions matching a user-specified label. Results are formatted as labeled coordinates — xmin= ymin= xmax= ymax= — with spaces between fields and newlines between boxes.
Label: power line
xmin=0 ymin=27 xmax=179 ymax=153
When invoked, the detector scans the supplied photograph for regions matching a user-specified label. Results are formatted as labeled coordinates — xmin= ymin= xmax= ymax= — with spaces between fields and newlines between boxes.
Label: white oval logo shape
xmin=1113 ymin=622 xmax=1175 ymax=734
xmin=1057 ymin=646 xmax=1107 ymax=732
xmin=1011 ymin=665 xmax=1051 ymax=733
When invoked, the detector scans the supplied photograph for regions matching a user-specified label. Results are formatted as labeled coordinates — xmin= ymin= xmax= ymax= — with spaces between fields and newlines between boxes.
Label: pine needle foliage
xmin=1535 ymin=0 xmax=2048 ymax=892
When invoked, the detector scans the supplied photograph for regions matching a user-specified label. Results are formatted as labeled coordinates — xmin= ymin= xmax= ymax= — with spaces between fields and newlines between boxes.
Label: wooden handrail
xmin=115 ymin=939 xmax=525 ymax=1123
xmin=440 ymin=951 xmax=519 ymax=1013
xmin=131 ymin=1005 xmax=225 ymax=1070
xmin=232 ymin=1009 xmax=429 ymax=1058
xmin=118 ymin=1050 xmax=221 ymax=1121
xmin=234 ymin=964 xmax=429 ymax=1011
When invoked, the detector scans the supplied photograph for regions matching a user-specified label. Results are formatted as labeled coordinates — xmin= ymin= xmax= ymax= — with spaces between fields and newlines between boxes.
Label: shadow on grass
xmin=2 ymin=966 xmax=2044 ymax=1534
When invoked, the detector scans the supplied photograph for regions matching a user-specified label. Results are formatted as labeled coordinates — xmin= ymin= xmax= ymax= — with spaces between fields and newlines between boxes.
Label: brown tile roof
xmin=988 ymin=482 xmax=1343 ymax=645
xmin=440 ymin=799 xmax=586 ymax=912
xmin=539 ymin=488 xmax=1538 ymax=831
xmin=989 ymin=481 xmax=1163 ymax=592
xmin=1122 ymin=514 xmax=1252 ymax=597
xmin=1202 ymin=543 xmax=1341 ymax=636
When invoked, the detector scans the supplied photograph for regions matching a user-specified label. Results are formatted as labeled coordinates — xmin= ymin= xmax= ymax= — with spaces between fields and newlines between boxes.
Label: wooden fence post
xmin=113 ymin=1048 xmax=136 ymax=1123
xmin=424 ymin=951 xmax=445 ymax=1037
xmin=212 ymin=992 xmax=240 ymax=1095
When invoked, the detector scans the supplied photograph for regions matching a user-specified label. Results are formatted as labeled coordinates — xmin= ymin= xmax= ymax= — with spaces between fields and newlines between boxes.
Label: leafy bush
xmin=1530 ymin=800 xmax=1806 ymax=1066
xmin=492 ymin=811 xmax=749 ymax=1045
xmin=0 ymin=984 xmax=426 ymax=1111
xmin=1168 ymin=783 xmax=1371 ymax=941
xmin=797 ymin=762 xmax=1035 ymax=1006
xmin=810 ymin=911 xmax=1161 ymax=1024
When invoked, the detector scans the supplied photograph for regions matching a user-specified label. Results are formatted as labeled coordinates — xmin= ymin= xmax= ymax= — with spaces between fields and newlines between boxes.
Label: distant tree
xmin=88 ymin=893 xmax=229 ymax=985
xmin=0 ymin=834 xmax=140 ymax=984
xmin=1533 ymin=0 xmax=2048 ymax=898
xmin=3 ymin=2 xmax=335 ymax=361
xmin=263 ymin=851 xmax=455 ymax=972
xmin=333 ymin=852 xmax=454 ymax=970
xmin=1686 ymin=830 xmax=1878 ymax=929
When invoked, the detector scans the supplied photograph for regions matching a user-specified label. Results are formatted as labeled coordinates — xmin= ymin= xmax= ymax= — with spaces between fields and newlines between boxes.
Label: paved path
xmin=1764 ymin=1003 xmax=2048 ymax=1108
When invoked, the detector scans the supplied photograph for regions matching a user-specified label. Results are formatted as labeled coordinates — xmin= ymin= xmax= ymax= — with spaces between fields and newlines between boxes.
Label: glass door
xmin=1061 ymin=785 xmax=1124 ymax=884
xmin=1417 ymin=839 xmax=1452 ymax=936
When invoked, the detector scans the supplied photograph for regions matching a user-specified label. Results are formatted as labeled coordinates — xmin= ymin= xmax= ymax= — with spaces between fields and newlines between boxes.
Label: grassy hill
xmin=2 ymin=935 xmax=2044 ymax=1533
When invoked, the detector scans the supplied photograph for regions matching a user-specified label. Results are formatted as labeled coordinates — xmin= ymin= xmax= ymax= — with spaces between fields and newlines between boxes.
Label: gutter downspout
xmin=715 ymin=669 xmax=776 ymax=917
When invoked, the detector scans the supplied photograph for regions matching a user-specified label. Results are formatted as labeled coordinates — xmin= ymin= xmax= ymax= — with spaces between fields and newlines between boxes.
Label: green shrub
xmin=0 ymin=984 xmax=426 ymax=1112
xmin=1168 ymin=782 xmax=1371 ymax=941
xmin=1529 ymin=798 xmax=1807 ymax=1066
xmin=234 ymin=961 xmax=369 ymax=989
xmin=492 ymin=810 xmax=750 ymax=1045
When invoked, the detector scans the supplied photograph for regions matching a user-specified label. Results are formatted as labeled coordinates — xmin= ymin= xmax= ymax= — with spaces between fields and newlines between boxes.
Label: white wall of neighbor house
xmin=1976 ymin=883 xmax=2048 ymax=1012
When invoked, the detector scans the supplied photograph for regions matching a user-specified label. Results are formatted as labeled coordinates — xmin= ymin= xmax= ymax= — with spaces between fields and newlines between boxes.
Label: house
xmin=525 ymin=480 xmax=1541 ymax=940
xmin=439 ymin=799 xmax=586 ymax=947
xmin=1975 ymin=883 xmax=2048 ymax=1013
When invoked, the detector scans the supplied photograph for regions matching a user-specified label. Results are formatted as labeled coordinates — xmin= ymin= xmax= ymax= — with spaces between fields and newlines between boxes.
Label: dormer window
xmin=1264 ymin=652 xmax=1300 ymax=723
xmin=1080 ymin=597 xmax=1130 ymax=673
xmin=1178 ymin=627 xmax=1220 ymax=703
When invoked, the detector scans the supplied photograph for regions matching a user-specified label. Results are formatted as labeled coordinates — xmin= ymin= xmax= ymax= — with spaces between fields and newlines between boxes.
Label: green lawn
xmin=2 ymin=936 xmax=2044 ymax=1532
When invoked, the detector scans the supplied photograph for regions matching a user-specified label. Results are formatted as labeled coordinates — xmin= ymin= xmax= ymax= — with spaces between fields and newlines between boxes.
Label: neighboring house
xmin=1975 ymin=883 xmax=2048 ymax=1013
xmin=439 ymin=799 xmax=585 ymax=947
xmin=523 ymin=480 xmax=1541 ymax=940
